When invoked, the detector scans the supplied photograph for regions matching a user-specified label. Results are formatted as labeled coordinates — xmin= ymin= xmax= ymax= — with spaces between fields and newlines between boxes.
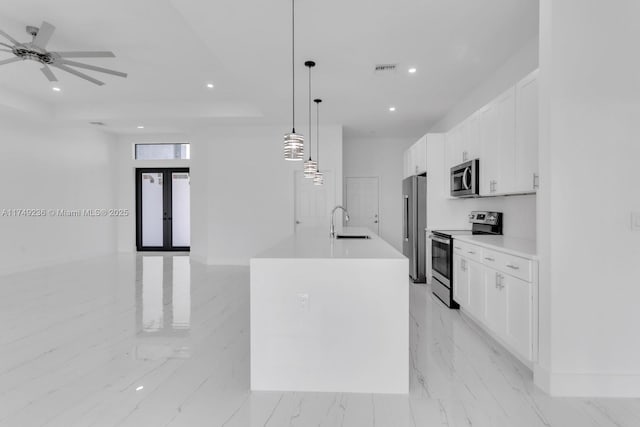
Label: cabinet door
xmin=445 ymin=125 xmax=463 ymax=169
xmin=515 ymin=70 xmax=539 ymax=193
xmin=453 ymin=255 xmax=469 ymax=308
xmin=464 ymin=112 xmax=480 ymax=161
xmin=504 ymin=274 xmax=533 ymax=360
xmin=494 ymin=87 xmax=516 ymax=194
xmin=483 ymin=268 xmax=506 ymax=338
xmin=403 ymin=149 xmax=410 ymax=179
xmin=478 ymin=103 xmax=498 ymax=195
xmin=467 ymin=259 xmax=484 ymax=319
xmin=416 ymin=136 xmax=427 ymax=175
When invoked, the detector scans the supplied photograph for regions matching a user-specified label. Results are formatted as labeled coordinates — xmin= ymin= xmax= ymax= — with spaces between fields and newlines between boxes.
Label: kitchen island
xmin=250 ymin=227 xmax=408 ymax=394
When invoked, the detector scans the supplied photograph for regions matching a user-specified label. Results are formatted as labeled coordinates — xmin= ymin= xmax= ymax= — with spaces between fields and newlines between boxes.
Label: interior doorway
xmin=345 ymin=177 xmax=380 ymax=235
xmin=136 ymin=168 xmax=190 ymax=251
xmin=294 ymin=170 xmax=334 ymax=232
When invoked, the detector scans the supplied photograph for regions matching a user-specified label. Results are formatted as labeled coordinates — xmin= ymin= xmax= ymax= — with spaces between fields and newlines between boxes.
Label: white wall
xmin=426 ymin=134 xmax=536 ymax=239
xmin=0 ymin=110 xmax=117 ymax=275
xmin=343 ymin=136 xmax=415 ymax=251
xmin=191 ymin=125 xmax=343 ymax=265
xmin=536 ymin=0 xmax=640 ymax=397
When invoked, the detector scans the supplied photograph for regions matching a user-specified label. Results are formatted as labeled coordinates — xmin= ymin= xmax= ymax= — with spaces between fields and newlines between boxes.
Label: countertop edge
xmin=453 ymin=235 xmax=538 ymax=260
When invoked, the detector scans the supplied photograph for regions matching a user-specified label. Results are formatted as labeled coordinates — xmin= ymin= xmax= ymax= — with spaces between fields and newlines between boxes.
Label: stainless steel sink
xmin=335 ymin=234 xmax=371 ymax=239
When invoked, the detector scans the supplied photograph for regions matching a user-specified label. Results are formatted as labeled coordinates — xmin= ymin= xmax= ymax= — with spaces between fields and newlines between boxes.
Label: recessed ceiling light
xmin=389 ymin=106 xmax=396 ymax=112
xmin=135 ymin=385 xmax=144 ymax=391
xmin=52 ymin=87 xmax=61 ymax=92
xmin=206 ymin=83 xmax=214 ymax=89
xmin=137 ymin=125 xmax=145 ymax=129
xmin=408 ymin=67 xmax=417 ymax=74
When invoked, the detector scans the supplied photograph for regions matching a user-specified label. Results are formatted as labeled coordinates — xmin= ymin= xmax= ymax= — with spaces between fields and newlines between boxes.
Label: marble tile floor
xmin=1 ymin=253 xmax=639 ymax=426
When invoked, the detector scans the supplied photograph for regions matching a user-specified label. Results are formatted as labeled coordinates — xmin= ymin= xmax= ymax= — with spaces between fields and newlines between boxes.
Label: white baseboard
xmin=534 ymin=365 xmax=640 ymax=397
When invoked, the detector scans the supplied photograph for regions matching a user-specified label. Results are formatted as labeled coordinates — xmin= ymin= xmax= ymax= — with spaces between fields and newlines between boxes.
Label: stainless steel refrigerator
xmin=402 ymin=175 xmax=426 ymax=282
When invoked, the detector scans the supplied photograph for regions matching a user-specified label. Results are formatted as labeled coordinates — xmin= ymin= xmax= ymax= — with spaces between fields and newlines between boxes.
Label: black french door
xmin=136 ymin=168 xmax=190 ymax=251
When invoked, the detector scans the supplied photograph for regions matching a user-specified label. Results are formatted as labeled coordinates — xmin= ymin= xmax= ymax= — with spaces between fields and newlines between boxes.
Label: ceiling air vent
xmin=374 ymin=64 xmax=398 ymax=73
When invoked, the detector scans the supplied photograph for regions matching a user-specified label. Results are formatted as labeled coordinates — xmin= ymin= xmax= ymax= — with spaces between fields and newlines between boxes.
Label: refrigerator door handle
xmin=403 ymin=195 xmax=409 ymax=241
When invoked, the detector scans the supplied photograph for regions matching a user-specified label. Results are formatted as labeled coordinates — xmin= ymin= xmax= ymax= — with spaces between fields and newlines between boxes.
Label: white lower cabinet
xmin=453 ymin=238 xmax=537 ymax=363
xmin=504 ymin=274 xmax=533 ymax=360
xmin=453 ymin=255 xmax=469 ymax=307
xmin=483 ymin=267 xmax=507 ymax=337
xmin=467 ymin=259 xmax=484 ymax=320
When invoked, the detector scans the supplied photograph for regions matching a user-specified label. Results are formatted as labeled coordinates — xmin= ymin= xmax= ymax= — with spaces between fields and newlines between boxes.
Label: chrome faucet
xmin=330 ymin=205 xmax=350 ymax=238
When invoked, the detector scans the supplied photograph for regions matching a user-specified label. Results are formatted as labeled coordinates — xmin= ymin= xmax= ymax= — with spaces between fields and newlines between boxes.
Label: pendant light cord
xmin=315 ymin=100 xmax=321 ymax=169
xmin=291 ymin=0 xmax=296 ymax=132
xmin=308 ymin=64 xmax=312 ymax=160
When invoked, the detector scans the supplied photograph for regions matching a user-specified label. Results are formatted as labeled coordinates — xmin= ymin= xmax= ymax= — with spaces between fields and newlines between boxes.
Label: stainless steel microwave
xmin=450 ymin=159 xmax=479 ymax=197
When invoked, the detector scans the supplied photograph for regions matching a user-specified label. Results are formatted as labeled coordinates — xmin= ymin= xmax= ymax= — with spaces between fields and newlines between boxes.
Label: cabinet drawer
xmin=453 ymin=240 xmax=482 ymax=262
xmin=482 ymin=248 xmax=532 ymax=282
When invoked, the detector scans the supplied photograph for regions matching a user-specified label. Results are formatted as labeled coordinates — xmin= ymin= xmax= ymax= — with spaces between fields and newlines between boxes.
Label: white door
xmin=504 ymin=274 xmax=533 ymax=360
xmin=345 ymin=177 xmax=379 ymax=234
xmin=294 ymin=170 xmax=334 ymax=231
xmin=468 ymin=259 xmax=485 ymax=319
xmin=453 ymin=255 xmax=469 ymax=308
xmin=483 ymin=267 xmax=507 ymax=338
xmin=515 ymin=70 xmax=539 ymax=193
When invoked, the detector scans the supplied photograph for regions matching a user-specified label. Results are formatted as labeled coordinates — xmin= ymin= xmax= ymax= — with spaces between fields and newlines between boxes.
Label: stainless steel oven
xmin=430 ymin=211 xmax=503 ymax=309
xmin=450 ymin=159 xmax=479 ymax=198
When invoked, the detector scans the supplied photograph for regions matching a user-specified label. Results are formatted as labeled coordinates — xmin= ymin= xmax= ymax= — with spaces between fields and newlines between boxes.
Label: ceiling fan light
xmin=283 ymin=132 xmax=304 ymax=161
xmin=303 ymin=159 xmax=317 ymax=178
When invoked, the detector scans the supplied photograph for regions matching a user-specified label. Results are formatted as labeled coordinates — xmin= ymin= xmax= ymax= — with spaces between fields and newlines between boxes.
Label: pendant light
xmin=283 ymin=0 xmax=304 ymax=161
xmin=303 ymin=60 xmax=317 ymax=178
xmin=313 ymin=98 xmax=324 ymax=186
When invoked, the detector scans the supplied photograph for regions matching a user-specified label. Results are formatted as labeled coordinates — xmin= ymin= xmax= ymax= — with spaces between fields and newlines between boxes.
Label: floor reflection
xmin=135 ymin=254 xmax=191 ymax=360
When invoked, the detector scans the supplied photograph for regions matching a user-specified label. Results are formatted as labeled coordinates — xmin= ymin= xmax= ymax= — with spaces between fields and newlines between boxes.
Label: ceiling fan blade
xmin=51 ymin=63 xmax=104 ymax=86
xmin=0 ymin=42 xmax=13 ymax=49
xmin=58 ymin=59 xmax=127 ymax=78
xmin=0 ymin=49 xmax=12 ymax=53
xmin=33 ymin=21 xmax=55 ymax=49
xmin=41 ymin=64 xmax=58 ymax=82
xmin=53 ymin=51 xmax=115 ymax=58
xmin=0 ymin=30 xmax=19 ymax=45
xmin=0 ymin=57 xmax=21 ymax=66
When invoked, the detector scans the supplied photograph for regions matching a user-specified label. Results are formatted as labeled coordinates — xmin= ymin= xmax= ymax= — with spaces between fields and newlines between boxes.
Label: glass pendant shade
xmin=304 ymin=159 xmax=317 ymax=177
xmin=313 ymin=171 xmax=324 ymax=185
xmin=283 ymin=132 xmax=304 ymax=161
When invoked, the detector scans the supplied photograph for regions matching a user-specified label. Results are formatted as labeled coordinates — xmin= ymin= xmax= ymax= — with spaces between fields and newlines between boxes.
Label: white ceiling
xmin=0 ymin=0 xmax=538 ymax=138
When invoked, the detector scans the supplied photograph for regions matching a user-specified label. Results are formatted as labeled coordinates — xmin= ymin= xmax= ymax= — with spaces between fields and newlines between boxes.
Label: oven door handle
xmin=430 ymin=235 xmax=451 ymax=245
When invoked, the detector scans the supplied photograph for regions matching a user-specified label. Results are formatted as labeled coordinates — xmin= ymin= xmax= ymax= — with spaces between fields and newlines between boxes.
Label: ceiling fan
xmin=0 ymin=21 xmax=127 ymax=86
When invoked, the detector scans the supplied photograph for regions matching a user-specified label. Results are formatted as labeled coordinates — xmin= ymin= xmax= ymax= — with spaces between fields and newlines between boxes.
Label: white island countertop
xmin=254 ymin=227 xmax=405 ymax=260
xmin=454 ymin=234 xmax=537 ymax=259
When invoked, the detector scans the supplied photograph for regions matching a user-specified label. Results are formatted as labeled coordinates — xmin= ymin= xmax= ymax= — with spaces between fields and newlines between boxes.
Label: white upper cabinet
xmin=480 ymin=87 xmax=516 ymax=196
xmin=404 ymin=134 xmax=427 ymax=178
xmin=515 ymin=69 xmax=540 ymax=192
xmin=463 ymin=112 xmax=480 ymax=162
xmin=447 ymin=69 xmax=539 ymax=197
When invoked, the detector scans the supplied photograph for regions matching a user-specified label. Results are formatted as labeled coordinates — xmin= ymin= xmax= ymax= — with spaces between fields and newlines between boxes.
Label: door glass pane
xmin=432 ymin=240 xmax=450 ymax=279
xmin=172 ymin=172 xmax=190 ymax=247
xmin=142 ymin=173 xmax=164 ymax=247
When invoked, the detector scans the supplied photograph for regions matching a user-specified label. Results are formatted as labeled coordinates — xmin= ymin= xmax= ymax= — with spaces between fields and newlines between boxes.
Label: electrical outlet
xmin=297 ymin=293 xmax=309 ymax=312
xmin=632 ymin=212 xmax=640 ymax=230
